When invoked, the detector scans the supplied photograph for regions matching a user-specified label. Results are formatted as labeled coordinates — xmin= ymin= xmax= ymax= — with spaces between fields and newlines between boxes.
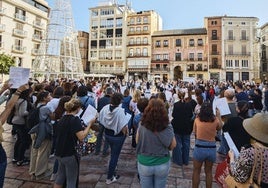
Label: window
xmin=226 ymin=60 xmax=233 ymax=67
xmin=176 ymin=39 xmax=181 ymax=47
xmin=163 ymin=40 xmax=168 ymax=47
xmin=242 ymin=45 xmax=247 ymax=55
xmin=155 ymin=40 xmax=160 ymax=47
xmin=130 ymin=18 xmax=135 ymax=24
xmin=228 ymin=22 xmax=232 ymax=25
xmin=107 ymin=18 xmax=113 ymax=28
xmin=211 ymin=20 xmax=217 ymax=25
xmin=136 ymin=48 xmax=141 ymax=56
xmin=228 ymin=30 xmax=234 ymax=40
xmin=228 ymin=44 xmax=233 ymax=55
xmin=197 ymin=39 xmax=203 ymax=46
xmin=235 ymin=60 xmax=239 ymax=67
xmin=0 ymin=35 xmax=2 ymax=48
xmin=137 ymin=17 xmax=142 ymax=24
xmin=115 ymin=50 xmax=121 ymax=59
xmin=143 ymin=26 xmax=148 ymax=31
xmin=242 ymin=60 xmax=248 ymax=67
xmin=175 ymin=53 xmax=181 ymax=61
xmin=100 ymin=8 xmax=114 ymax=15
xmin=212 ymin=58 xmax=218 ymax=67
xmin=90 ymin=51 xmax=97 ymax=59
xmin=212 ymin=44 xmax=218 ymax=55
xmin=92 ymin=10 xmax=98 ymax=16
xmin=241 ymin=30 xmax=247 ymax=40
xmin=189 ymin=39 xmax=194 ymax=46
xmin=129 ymin=38 xmax=134 ymax=45
xmin=242 ymin=72 xmax=249 ymax=80
xmin=143 ymin=48 xmax=148 ymax=56
xmin=143 ymin=37 xmax=148 ymax=44
xmin=91 ymin=31 xmax=97 ymax=39
xmin=116 ymin=18 xmax=122 ymax=27
xmin=136 ymin=37 xmax=141 ymax=44
xmin=189 ymin=53 xmax=194 ymax=61
xmin=143 ymin=17 xmax=148 ymax=23
xmin=15 ymin=7 xmax=26 ymax=21
xmin=197 ymin=53 xmax=203 ymax=61
xmin=106 ymin=39 xmax=113 ymax=48
xmin=129 ymin=49 xmax=134 ymax=56
xmin=17 ymin=57 xmax=23 ymax=67
xmin=156 ymin=54 xmax=161 ymax=60
xmin=115 ymin=39 xmax=122 ymax=47
xmin=212 ymin=30 xmax=218 ymax=40
xmin=130 ymin=27 xmax=134 ymax=32
xmin=241 ymin=22 xmax=246 ymax=25
xmin=163 ymin=54 xmax=169 ymax=60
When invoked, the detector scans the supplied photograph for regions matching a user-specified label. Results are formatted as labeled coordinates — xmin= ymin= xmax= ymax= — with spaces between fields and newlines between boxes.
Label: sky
xmin=46 ymin=0 xmax=268 ymax=31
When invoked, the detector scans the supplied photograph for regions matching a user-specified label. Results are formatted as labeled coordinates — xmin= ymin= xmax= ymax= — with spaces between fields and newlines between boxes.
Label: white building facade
xmin=222 ymin=16 xmax=259 ymax=81
xmin=0 ymin=0 xmax=49 ymax=69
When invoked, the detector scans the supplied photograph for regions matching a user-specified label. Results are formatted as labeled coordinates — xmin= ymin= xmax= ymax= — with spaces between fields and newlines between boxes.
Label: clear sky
xmin=46 ymin=0 xmax=268 ymax=31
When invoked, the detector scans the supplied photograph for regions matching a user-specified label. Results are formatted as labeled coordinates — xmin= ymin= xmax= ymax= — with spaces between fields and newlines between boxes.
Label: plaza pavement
xmin=1 ymin=107 xmax=223 ymax=188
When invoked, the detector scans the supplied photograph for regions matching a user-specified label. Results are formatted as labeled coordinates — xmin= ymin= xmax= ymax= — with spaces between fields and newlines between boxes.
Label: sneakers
xmin=106 ymin=175 xmax=120 ymax=185
xmin=16 ymin=159 xmax=30 ymax=166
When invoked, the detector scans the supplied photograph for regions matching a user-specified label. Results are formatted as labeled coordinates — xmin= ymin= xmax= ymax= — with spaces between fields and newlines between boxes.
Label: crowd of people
xmin=0 ymin=77 xmax=267 ymax=187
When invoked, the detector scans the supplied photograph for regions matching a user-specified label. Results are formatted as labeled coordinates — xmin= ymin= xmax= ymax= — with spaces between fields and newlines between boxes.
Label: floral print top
xmin=230 ymin=143 xmax=268 ymax=184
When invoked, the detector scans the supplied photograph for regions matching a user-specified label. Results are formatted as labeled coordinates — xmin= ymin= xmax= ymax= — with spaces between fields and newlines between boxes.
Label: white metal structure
xmin=32 ymin=0 xmax=84 ymax=79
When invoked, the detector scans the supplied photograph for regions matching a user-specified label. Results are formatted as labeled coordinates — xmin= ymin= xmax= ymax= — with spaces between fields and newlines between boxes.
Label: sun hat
xmin=243 ymin=113 xmax=268 ymax=144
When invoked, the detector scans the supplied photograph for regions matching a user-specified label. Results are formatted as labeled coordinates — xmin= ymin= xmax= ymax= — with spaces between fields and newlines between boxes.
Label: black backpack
xmin=26 ymin=104 xmax=45 ymax=129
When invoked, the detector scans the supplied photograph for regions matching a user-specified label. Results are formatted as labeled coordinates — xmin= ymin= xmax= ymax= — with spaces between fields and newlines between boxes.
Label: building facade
xmin=78 ymin=31 xmax=89 ymax=72
xmin=205 ymin=17 xmax=223 ymax=81
xmin=126 ymin=10 xmax=162 ymax=81
xmin=0 ymin=0 xmax=49 ymax=69
xmin=260 ymin=23 xmax=268 ymax=81
xmin=221 ymin=16 xmax=259 ymax=81
xmin=151 ymin=28 xmax=208 ymax=81
xmin=88 ymin=1 xmax=132 ymax=79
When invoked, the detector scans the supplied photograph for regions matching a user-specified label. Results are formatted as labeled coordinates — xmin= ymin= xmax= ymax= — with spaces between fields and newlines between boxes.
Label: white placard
xmin=9 ymin=67 xmax=30 ymax=89
xmin=76 ymin=105 xmax=98 ymax=125
xmin=213 ymin=97 xmax=231 ymax=116
xmin=224 ymin=132 xmax=240 ymax=158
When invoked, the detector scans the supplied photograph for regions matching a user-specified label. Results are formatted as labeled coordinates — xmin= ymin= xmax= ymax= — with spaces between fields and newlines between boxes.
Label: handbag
xmin=215 ymin=158 xmax=229 ymax=188
xmin=225 ymin=145 xmax=262 ymax=188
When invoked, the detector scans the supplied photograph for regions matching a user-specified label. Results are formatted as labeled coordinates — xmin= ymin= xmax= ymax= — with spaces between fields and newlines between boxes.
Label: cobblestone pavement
xmin=2 ymin=115 xmax=223 ymax=188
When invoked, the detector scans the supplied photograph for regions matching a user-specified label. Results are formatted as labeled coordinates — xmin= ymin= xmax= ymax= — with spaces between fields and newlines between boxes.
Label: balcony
xmin=211 ymin=51 xmax=219 ymax=55
xmin=33 ymin=21 xmax=43 ymax=28
xmin=0 ymin=24 xmax=5 ymax=32
xmin=151 ymin=59 xmax=170 ymax=64
xmin=151 ymin=68 xmax=170 ymax=72
xmin=209 ymin=65 xmax=221 ymax=69
xmin=127 ymin=42 xmax=149 ymax=46
xmin=240 ymin=36 xmax=249 ymax=41
xmin=13 ymin=29 xmax=27 ymax=38
xmin=14 ymin=13 xmax=27 ymax=22
xmin=32 ymin=34 xmax=42 ymax=41
xmin=127 ymin=30 xmax=150 ymax=35
xmin=12 ymin=45 xmax=26 ymax=53
xmin=225 ymin=52 xmax=251 ymax=56
xmin=226 ymin=37 xmax=235 ymax=41
xmin=127 ymin=53 xmax=149 ymax=58
xmin=211 ymin=36 xmax=219 ymax=40
xmin=31 ymin=48 xmax=39 ymax=55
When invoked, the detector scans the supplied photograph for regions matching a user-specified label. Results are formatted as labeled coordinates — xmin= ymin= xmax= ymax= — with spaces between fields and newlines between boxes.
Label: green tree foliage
xmin=0 ymin=53 xmax=15 ymax=78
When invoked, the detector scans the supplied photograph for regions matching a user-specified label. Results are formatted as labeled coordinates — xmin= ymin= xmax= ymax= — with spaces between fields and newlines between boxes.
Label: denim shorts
xmin=193 ymin=139 xmax=216 ymax=163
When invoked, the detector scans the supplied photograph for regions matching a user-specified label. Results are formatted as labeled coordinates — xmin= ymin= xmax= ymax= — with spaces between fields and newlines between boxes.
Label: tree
xmin=0 ymin=53 xmax=15 ymax=80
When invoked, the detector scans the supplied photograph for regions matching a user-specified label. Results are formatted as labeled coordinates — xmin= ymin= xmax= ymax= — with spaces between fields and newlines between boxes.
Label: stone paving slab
xmin=2 ymin=112 xmax=222 ymax=188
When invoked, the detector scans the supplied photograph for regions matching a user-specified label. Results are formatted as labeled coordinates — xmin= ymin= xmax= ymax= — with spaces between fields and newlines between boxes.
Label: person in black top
xmin=222 ymin=100 xmax=251 ymax=151
xmin=54 ymin=99 xmax=96 ymax=188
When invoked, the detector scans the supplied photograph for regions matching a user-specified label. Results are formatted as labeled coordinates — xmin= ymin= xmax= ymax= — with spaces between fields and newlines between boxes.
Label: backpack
xmin=6 ymin=100 xmax=25 ymax=125
xmin=26 ymin=104 xmax=45 ymax=129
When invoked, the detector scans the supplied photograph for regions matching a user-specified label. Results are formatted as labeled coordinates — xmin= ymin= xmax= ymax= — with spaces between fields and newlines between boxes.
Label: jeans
xmin=138 ymin=160 xmax=170 ymax=188
xmin=0 ymin=144 xmax=7 ymax=188
xmin=172 ymin=134 xmax=190 ymax=166
xmin=105 ymin=134 xmax=126 ymax=179
xmin=95 ymin=124 xmax=109 ymax=154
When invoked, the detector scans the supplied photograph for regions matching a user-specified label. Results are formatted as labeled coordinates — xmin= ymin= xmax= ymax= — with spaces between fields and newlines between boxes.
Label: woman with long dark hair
xmin=136 ymin=98 xmax=176 ymax=188
xmin=192 ymin=102 xmax=222 ymax=188
xmin=12 ymin=88 xmax=32 ymax=166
